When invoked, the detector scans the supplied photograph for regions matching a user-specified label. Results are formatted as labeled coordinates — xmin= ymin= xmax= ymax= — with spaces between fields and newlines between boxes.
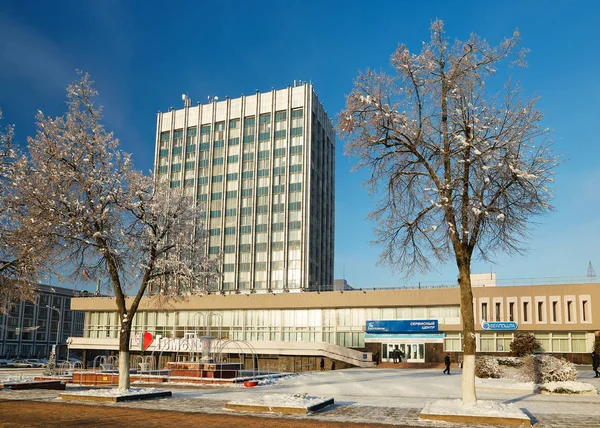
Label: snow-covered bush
xmin=496 ymin=356 xmax=523 ymax=367
xmin=521 ymin=355 xmax=577 ymax=383
xmin=510 ymin=333 xmax=540 ymax=356
xmin=475 ymin=356 xmax=503 ymax=379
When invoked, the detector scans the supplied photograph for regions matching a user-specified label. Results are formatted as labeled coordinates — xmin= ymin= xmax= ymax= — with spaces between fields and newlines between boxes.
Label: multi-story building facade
xmin=0 ymin=284 xmax=85 ymax=359
xmin=154 ymin=82 xmax=335 ymax=293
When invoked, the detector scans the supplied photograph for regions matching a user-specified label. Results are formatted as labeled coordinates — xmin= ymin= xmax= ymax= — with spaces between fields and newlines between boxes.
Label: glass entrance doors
xmin=382 ymin=342 xmax=425 ymax=363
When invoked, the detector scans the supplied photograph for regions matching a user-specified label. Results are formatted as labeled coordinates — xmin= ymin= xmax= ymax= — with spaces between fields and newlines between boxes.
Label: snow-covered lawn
xmin=63 ymin=387 xmax=167 ymax=397
xmin=421 ymin=399 xmax=529 ymax=419
xmin=540 ymin=381 xmax=597 ymax=394
xmin=174 ymin=367 xmax=600 ymax=417
xmin=228 ymin=393 xmax=331 ymax=409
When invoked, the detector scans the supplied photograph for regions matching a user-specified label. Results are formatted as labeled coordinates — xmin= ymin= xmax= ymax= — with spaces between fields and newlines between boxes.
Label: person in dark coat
xmin=320 ymin=357 xmax=325 ymax=371
xmin=331 ymin=361 xmax=336 ymax=370
xmin=592 ymin=351 xmax=600 ymax=378
xmin=443 ymin=353 xmax=451 ymax=374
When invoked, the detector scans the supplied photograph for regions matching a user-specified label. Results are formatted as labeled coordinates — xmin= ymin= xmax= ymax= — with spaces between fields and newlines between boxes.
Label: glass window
xmin=480 ymin=332 xmax=494 ymax=352
xmin=243 ymin=117 xmax=255 ymax=143
xmin=551 ymin=333 xmax=569 ymax=352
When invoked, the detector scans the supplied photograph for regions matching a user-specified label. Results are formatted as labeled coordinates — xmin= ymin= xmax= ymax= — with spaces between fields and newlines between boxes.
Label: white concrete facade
xmin=154 ymin=83 xmax=334 ymax=292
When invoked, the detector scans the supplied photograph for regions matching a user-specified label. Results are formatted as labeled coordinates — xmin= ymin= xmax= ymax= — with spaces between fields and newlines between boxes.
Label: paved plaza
xmin=2 ymin=367 xmax=600 ymax=427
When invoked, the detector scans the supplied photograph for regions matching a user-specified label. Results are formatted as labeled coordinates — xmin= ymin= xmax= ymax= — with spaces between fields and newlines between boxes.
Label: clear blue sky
xmin=1 ymin=1 xmax=598 ymax=290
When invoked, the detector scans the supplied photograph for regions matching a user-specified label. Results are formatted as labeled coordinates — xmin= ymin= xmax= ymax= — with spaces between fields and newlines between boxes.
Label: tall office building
xmin=154 ymin=82 xmax=334 ymax=293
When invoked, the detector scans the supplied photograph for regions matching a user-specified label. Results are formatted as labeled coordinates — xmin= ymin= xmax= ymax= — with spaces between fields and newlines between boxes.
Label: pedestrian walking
xmin=592 ymin=351 xmax=600 ymax=378
xmin=331 ymin=361 xmax=336 ymax=370
xmin=443 ymin=353 xmax=451 ymax=375
xmin=320 ymin=357 xmax=325 ymax=371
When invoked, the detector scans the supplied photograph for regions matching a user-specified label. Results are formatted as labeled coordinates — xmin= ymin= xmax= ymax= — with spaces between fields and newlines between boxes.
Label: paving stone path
xmin=3 ymin=388 xmax=600 ymax=427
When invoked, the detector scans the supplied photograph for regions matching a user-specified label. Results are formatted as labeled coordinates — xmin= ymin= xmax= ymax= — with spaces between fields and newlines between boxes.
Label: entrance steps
xmin=376 ymin=362 xmax=446 ymax=369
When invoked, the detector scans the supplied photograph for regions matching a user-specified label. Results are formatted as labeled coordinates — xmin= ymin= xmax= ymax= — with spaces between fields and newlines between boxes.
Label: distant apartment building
xmin=0 ymin=284 xmax=85 ymax=358
xmin=154 ymin=82 xmax=335 ymax=293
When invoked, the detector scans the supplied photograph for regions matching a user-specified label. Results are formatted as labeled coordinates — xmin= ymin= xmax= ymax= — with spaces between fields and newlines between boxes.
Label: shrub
xmin=510 ymin=332 xmax=540 ymax=357
xmin=521 ymin=355 xmax=577 ymax=384
xmin=496 ymin=356 xmax=523 ymax=367
xmin=475 ymin=356 xmax=503 ymax=379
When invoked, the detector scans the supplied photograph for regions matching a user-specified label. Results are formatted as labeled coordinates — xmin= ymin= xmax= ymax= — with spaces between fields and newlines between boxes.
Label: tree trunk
xmin=458 ymin=260 xmax=477 ymax=404
xmin=118 ymin=329 xmax=131 ymax=390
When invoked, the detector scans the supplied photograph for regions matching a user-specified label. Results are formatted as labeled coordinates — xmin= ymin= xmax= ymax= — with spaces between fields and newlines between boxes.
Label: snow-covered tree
xmin=17 ymin=73 xmax=220 ymax=389
xmin=510 ymin=332 xmax=540 ymax=356
xmin=0 ymin=109 xmax=52 ymax=311
xmin=339 ymin=21 xmax=557 ymax=404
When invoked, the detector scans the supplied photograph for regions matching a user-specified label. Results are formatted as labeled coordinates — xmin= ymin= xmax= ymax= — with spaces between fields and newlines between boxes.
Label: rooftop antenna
xmin=587 ymin=261 xmax=596 ymax=278
xmin=182 ymin=93 xmax=192 ymax=107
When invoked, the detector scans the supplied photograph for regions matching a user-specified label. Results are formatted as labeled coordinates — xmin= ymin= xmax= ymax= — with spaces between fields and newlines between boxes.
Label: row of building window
xmin=159 ymin=109 xmax=304 ymax=151
xmin=444 ymin=331 xmax=591 ymax=353
xmin=478 ymin=295 xmax=592 ymax=325
xmin=83 ymin=306 xmax=459 ymax=349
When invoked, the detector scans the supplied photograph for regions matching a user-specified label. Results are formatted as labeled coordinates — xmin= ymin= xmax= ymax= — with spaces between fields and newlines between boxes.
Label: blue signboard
xmin=366 ymin=320 xmax=438 ymax=333
xmin=364 ymin=332 xmax=444 ymax=339
xmin=481 ymin=321 xmax=518 ymax=331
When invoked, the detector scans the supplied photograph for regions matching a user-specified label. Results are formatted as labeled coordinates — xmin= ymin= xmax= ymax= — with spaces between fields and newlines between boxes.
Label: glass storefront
xmin=84 ymin=306 xmax=460 ymax=349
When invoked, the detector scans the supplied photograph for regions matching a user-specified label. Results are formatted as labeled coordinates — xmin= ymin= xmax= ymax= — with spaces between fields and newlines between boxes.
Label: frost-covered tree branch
xmin=0 ymin=110 xmax=55 ymax=312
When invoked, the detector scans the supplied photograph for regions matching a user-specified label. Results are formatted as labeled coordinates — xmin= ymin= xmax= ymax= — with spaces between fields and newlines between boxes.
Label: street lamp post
xmin=46 ymin=305 xmax=61 ymax=355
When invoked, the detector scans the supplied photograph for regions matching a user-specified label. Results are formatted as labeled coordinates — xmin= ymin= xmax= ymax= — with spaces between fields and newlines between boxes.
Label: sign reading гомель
xmin=365 ymin=320 xmax=438 ymax=333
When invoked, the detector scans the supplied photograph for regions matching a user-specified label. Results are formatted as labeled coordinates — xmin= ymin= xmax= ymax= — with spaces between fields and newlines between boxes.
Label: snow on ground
xmin=541 ymin=381 xmax=597 ymax=394
xmin=228 ymin=392 xmax=331 ymax=409
xmin=0 ymin=373 xmax=36 ymax=383
xmin=169 ymin=367 xmax=600 ymax=417
xmin=422 ymin=399 xmax=528 ymax=419
xmin=64 ymin=387 xmax=167 ymax=397
xmin=476 ymin=376 xmax=538 ymax=392
xmin=3 ymin=366 xmax=600 ymax=421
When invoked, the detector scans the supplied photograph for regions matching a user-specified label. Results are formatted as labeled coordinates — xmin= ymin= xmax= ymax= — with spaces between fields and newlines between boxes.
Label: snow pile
xmin=475 ymin=356 xmax=503 ymax=378
xmin=422 ymin=399 xmax=529 ymax=419
xmin=540 ymin=381 xmax=597 ymax=395
xmin=0 ymin=375 xmax=35 ymax=383
xmin=64 ymin=387 xmax=166 ymax=397
xmin=522 ymin=355 xmax=577 ymax=383
xmin=228 ymin=393 xmax=330 ymax=409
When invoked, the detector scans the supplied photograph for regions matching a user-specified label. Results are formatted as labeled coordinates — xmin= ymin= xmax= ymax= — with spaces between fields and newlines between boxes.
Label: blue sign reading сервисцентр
xmin=365 ymin=320 xmax=438 ymax=333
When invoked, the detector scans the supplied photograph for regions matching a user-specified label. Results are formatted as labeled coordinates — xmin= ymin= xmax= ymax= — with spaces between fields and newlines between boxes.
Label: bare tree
xmin=17 ymin=73 xmax=220 ymax=389
xmin=338 ymin=21 xmax=557 ymax=403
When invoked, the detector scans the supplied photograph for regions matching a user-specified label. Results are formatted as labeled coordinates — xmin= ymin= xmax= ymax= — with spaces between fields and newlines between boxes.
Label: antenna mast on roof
xmin=587 ymin=261 xmax=596 ymax=278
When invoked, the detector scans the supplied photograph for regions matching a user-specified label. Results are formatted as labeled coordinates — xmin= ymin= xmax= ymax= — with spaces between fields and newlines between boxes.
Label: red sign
xmin=142 ymin=332 xmax=154 ymax=351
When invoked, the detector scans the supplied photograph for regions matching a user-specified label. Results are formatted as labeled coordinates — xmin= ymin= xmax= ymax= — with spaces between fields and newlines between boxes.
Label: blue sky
xmin=1 ymin=1 xmax=598 ymax=290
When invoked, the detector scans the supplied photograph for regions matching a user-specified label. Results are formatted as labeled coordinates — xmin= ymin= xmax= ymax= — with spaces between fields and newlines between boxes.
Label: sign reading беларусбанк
xmin=365 ymin=320 xmax=438 ymax=334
